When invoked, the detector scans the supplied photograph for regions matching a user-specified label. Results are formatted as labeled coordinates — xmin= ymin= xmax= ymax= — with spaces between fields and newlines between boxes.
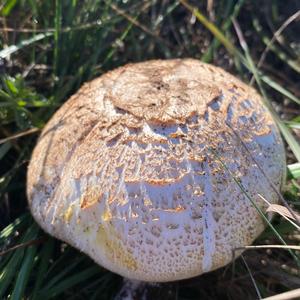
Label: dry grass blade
xmin=251 ymin=10 xmax=300 ymax=85
xmin=266 ymin=204 xmax=300 ymax=222
xmin=109 ymin=2 xmax=173 ymax=49
xmin=236 ymin=245 xmax=300 ymax=251
xmin=262 ymin=288 xmax=300 ymax=300
xmin=206 ymin=0 xmax=215 ymax=21
xmin=258 ymin=194 xmax=300 ymax=230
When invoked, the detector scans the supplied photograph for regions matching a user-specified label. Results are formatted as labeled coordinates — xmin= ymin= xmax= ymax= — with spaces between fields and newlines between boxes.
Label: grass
xmin=1 ymin=0 xmax=300 ymax=299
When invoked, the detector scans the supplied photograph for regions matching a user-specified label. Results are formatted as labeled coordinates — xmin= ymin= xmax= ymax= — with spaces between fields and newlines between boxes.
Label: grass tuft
xmin=1 ymin=1 xmax=300 ymax=299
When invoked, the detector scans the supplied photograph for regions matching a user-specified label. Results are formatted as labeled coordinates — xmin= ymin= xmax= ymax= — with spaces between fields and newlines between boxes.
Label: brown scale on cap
xmin=27 ymin=59 xmax=286 ymax=282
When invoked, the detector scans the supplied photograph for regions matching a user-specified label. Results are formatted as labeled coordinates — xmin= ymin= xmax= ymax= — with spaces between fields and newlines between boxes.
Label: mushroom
xmin=27 ymin=59 xmax=285 ymax=283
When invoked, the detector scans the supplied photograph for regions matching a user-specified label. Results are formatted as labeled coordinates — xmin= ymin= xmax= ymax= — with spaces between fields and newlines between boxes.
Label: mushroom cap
xmin=27 ymin=59 xmax=285 ymax=282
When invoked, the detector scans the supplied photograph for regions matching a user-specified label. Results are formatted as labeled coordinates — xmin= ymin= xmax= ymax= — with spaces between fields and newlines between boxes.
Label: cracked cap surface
xmin=27 ymin=59 xmax=286 ymax=282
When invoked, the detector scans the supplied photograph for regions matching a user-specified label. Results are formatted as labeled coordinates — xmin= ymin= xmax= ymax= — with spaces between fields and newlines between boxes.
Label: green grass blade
xmin=0 ymin=142 xmax=11 ymax=160
xmin=10 ymin=236 xmax=38 ymax=300
xmin=285 ymin=121 xmax=300 ymax=130
xmin=0 ymin=223 xmax=37 ymax=298
xmin=0 ymin=214 xmax=29 ymax=243
xmin=53 ymin=0 xmax=62 ymax=78
xmin=38 ymin=266 xmax=100 ymax=300
xmin=43 ymin=256 xmax=86 ymax=289
xmin=0 ymin=251 xmax=24 ymax=298
xmin=0 ymin=33 xmax=53 ymax=59
xmin=31 ymin=239 xmax=55 ymax=300
xmin=0 ymin=0 xmax=17 ymax=16
xmin=276 ymin=121 xmax=300 ymax=163
xmin=288 ymin=163 xmax=300 ymax=179
xmin=261 ymin=75 xmax=300 ymax=105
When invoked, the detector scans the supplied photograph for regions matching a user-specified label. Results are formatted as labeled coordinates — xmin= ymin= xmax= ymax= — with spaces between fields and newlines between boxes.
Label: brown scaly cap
xmin=27 ymin=59 xmax=285 ymax=282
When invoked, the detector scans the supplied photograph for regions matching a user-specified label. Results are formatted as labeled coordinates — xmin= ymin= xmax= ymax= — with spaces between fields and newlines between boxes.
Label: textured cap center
xmin=108 ymin=60 xmax=221 ymax=123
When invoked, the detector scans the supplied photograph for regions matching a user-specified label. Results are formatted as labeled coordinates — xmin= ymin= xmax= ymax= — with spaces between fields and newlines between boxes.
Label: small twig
xmin=0 ymin=236 xmax=47 ymax=256
xmin=0 ymin=127 xmax=40 ymax=145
